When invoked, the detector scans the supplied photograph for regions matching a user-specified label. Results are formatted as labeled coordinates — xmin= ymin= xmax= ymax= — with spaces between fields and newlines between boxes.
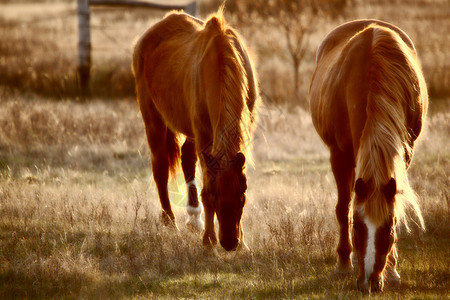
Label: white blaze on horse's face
xmin=353 ymin=206 xmax=382 ymax=293
xmin=362 ymin=214 xmax=377 ymax=289
xmin=353 ymin=178 xmax=397 ymax=293
xmin=354 ymin=211 xmax=396 ymax=293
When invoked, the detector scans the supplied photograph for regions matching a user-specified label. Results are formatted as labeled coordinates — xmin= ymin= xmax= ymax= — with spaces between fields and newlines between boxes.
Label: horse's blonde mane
xmin=200 ymin=10 xmax=253 ymax=164
xmin=355 ymin=25 xmax=426 ymax=229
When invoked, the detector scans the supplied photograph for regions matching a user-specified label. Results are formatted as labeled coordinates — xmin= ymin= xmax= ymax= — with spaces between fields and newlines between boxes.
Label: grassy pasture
xmin=0 ymin=96 xmax=448 ymax=298
xmin=0 ymin=0 xmax=449 ymax=298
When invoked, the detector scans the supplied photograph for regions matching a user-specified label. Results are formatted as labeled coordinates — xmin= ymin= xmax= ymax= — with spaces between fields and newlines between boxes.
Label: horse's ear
xmin=233 ymin=152 xmax=246 ymax=170
xmin=383 ymin=178 xmax=397 ymax=202
xmin=240 ymin=173 xmax=247 ymax=195
xmin=355 ymin=178 xmax=368 ymax=200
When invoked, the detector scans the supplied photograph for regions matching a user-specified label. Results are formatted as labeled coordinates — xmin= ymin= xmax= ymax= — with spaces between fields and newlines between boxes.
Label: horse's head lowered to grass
xmin=203 ymin=152 xmax=247 ymax=251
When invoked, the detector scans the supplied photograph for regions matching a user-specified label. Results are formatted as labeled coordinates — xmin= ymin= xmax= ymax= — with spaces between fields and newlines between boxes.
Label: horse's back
xmin=133 ymin=12 xmax=199 ymax=74
xmin=133 ymin=11 xmax=259 ymax=141
xmin=310 ymin=20 xmax=424 ymax=156
xmin=315 ymin=19 xmax=415 ymax=64
xmin=132 ymin=12 xmax=204 ymax=135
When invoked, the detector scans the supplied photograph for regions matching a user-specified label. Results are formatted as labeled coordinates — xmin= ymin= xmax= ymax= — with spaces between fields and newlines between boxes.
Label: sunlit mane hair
xmin=354 ymin=25 xmax=427 ymax=229
xmin=200 ymin=9 xmax=253 ymax=164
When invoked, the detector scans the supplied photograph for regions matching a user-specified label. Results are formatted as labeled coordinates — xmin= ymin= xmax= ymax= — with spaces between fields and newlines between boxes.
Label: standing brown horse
xmin=132 ymin=10 xmax=258 ymax=251
xmin=310 ymin=20 xmax=427 ymax=292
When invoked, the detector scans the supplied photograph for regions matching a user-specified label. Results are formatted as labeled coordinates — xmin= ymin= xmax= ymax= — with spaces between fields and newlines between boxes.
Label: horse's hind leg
xmin=151 ymin=129 xmax=177 ymax=227
xmin=330 ymin=147 xmax=355 ymax=274
xmin=140 ymin=104 xmax=177 ymax=228
xmin=181 ymin=138 xmax=204 ymax=231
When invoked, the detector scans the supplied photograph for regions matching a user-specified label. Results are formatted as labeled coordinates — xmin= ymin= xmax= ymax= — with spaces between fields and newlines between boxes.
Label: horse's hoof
xmin=186 ymin=203 xmax=204 ymax=231
xmin=160 ymin=213 xmax=179 ymax=230
xmin=334 ymin=261 xmax=353 ymax=276
xmin=233 ymin=241 xmax=253 ymax=261
xmin=237 ymin=240 xmax=251 ymax=253
xmin=203 ymin=245 xmax=218 ymax=257
xmin=168 ymin=222 xmax=180 ymax=231
xmin=357 ymin=279 xmax=369 ymax=293
xmin=186 ymin=217 xmax=204 ymax=232
xmin=385 ymin=267 xmax=401 ymax=286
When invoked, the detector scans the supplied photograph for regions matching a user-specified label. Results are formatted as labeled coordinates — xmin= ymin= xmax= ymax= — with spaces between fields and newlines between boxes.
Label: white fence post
xmin=77 ymin=0 xmax=91 ymax=95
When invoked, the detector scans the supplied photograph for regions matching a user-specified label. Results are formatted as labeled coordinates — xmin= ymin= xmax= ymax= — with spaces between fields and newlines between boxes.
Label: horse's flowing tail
xmin=356 ymin=25 xmax=426 ymax=230
xmin=166 ymin=129 xmax=181 ymax=176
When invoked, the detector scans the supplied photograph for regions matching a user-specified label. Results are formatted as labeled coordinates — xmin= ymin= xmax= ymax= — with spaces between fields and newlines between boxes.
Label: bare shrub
xmin=235 ymin=0 xmax=348 ymax=107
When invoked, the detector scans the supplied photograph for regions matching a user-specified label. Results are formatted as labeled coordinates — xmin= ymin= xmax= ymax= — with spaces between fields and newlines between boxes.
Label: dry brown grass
xmin=0 ymin=93 xmax=448 ymax=298
xmin=0 ymin=0 xmax=448 ymax=298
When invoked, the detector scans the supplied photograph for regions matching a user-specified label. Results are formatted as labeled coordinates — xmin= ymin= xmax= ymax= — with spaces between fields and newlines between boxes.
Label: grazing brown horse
xmin=310 ymin=20 xmax=427 ymax=292
xmin=132 ymin=10 xmax=259 ymax=251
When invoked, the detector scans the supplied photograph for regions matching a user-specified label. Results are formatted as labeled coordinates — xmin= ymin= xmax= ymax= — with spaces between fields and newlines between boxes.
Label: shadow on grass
xmin=1 ymin=223 xmax=448 ymax=299
xmin=0 ymin=268 xmax=87 ymax=299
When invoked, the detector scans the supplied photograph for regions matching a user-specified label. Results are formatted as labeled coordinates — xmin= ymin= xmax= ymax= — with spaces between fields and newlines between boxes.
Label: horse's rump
xmin=314 ymin=19 xmax=416 ymax=64
xmin=310 ymin=21 xmax=427 ymax=226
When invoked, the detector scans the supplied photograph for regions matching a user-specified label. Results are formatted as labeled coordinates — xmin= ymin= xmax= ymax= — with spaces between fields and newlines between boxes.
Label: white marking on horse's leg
xmin=186 ymin=179 xmax=198 ymax=189
xmin=186 ymin=179 xmax=202 ymax=213
xmin=186 ymin=179 xmax=204 ymax=231
xmin=363 ymin=216 xmax=377 ymax=285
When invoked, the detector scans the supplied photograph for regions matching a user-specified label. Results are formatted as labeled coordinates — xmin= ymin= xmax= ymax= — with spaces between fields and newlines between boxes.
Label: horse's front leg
xmin=195 ymin=131 xmax=218 ymax=249
xmin=181 ymin=139 xmax=204 ymax=231
xmin=201 ymin=188 xmax=217 ymax=248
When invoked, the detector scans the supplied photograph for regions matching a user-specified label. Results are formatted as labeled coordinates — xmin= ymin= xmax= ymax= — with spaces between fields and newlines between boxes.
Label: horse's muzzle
xmin=357 ymin=278 xmax=383 ymax=293
xmin=220 ymin=237 xmax=239 ymax=251
xmin=357 ymin=279 xmax=366 ymax=293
